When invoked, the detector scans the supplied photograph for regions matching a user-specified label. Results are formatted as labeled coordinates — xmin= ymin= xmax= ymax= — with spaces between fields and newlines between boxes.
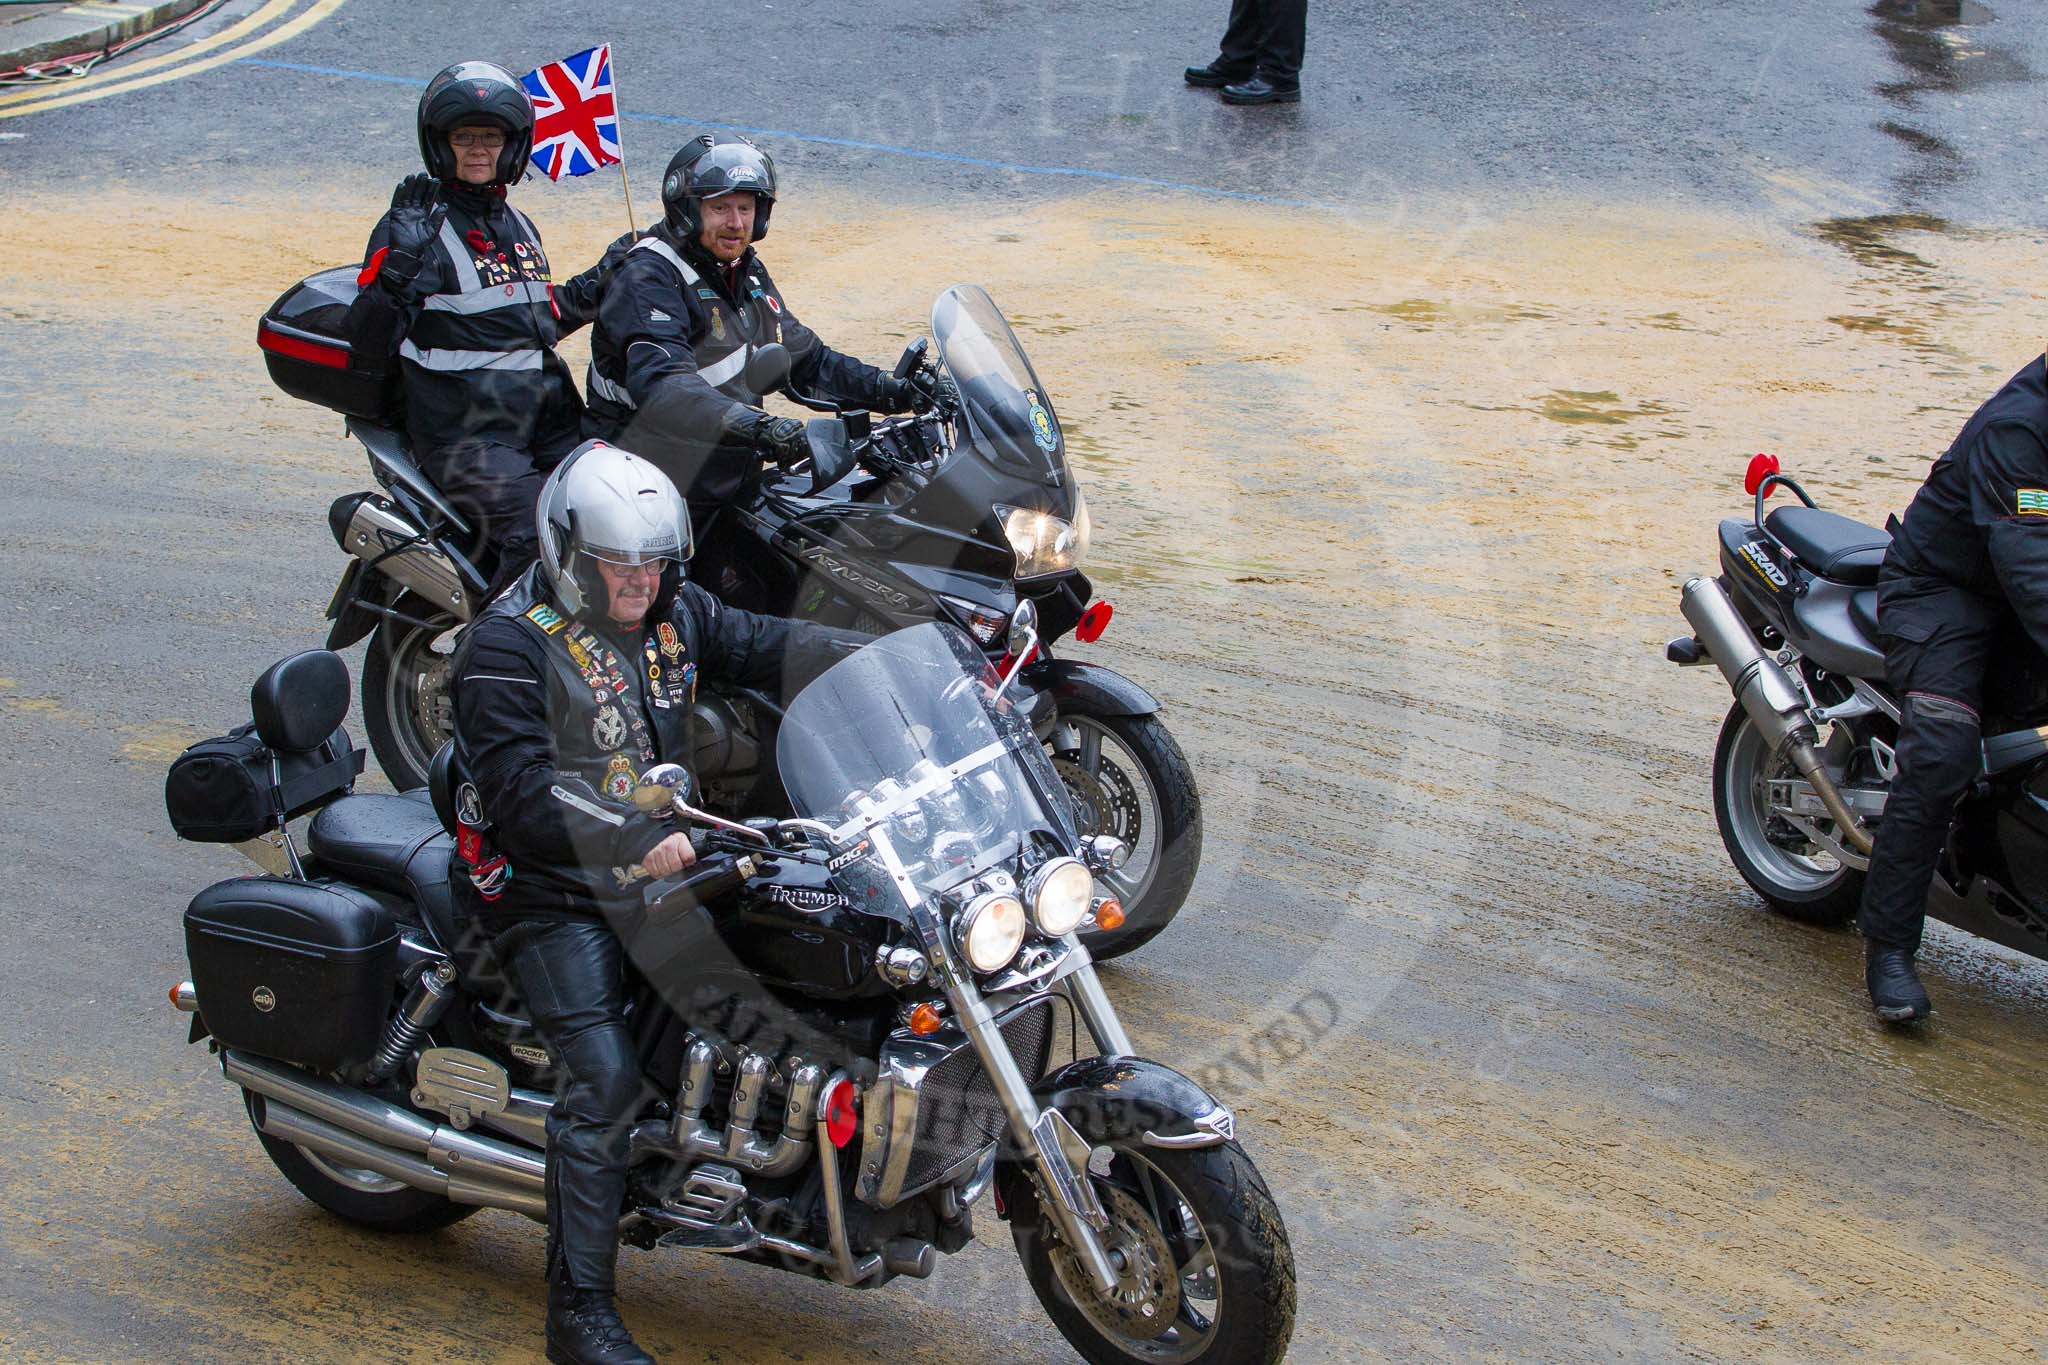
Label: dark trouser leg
xmin=496 ymin=921 xmax=645 ymax=1295
xmin=1254 ymin=0 xmax=1307 ymax=81
xmin=1856 ymin=579 xmax=1999 ymax=953
xmin=428 ymin=440 xmax=547 ymax=599
xmin=1215 ymin=0 xmax=1264 ymax=73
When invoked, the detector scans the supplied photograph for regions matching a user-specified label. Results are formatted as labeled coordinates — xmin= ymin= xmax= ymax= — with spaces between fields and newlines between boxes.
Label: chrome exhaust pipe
xmin=336 ymin=495 xmax=472 ymax=619
xmin=227 ymin=1050 xmax=546 ymax=1216
xmin=1680 ymin=576 xmax=1874 ymax=855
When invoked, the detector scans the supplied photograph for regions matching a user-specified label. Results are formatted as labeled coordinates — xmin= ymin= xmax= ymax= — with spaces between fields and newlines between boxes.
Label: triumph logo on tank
xmin=1737 ymin=541 xmax=1789 ymax=590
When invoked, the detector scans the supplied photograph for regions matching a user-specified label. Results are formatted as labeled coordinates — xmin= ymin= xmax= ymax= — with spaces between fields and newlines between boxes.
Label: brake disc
xmin=1049 ymin=1183 xmax=1181 ymax=1341
xmin=1054 ymin=751 xmax=1143 ymax=845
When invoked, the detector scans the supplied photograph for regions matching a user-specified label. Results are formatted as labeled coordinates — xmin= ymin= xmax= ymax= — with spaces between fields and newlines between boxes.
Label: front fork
xmin=940 ymin=932 xmax=1128 ymax=1294
xmin=874 ymin=829 xmax=1127 ymax=1294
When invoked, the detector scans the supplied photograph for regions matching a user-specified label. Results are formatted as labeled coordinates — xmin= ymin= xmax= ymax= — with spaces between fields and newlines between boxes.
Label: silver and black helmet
xmin=661 ymin=133 xmax=778 ymax=241
xmin=535 ymin=441 xmax=693 ymax=618
xmin=417 ymin=60 xmax=534 ymax=186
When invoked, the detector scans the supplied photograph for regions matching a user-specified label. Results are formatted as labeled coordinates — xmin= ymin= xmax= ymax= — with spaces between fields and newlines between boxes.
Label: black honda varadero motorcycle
xmin=1668 ymin=453 xmax=2048 ymax=961
xmin=258 ymin=276 xmax=1200 ymax=958
xmin=164 ymin=618 xmax=1294 ymax=1363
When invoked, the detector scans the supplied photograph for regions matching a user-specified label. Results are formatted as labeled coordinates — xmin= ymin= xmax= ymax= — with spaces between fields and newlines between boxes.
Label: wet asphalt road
xmin=7 ymin=2 xmax=2048 ymax=1362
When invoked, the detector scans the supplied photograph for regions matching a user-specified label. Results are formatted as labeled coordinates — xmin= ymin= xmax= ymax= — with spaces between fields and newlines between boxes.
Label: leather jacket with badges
xmin=1885 ymin=355 xmax=2048 ymax=650
xmin=346 ymin=182 xmax=633 ymax=453
xmin=582 ymin=223 xmax=901 ymax=506
xmin=449 ymin=562 xmax=863 ymax=922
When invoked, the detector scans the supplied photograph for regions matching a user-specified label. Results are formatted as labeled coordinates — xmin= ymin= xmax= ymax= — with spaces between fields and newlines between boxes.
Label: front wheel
xmin=1711 ymin=701 xmax=1868 ymax=926
xmin=1001 ymin=1131 xmax=1295 ymax=1364
xmin=1051 ymin=709 xmax=1202 ymax=960
xmin=361 ymin=610 xmax=460 ymax=792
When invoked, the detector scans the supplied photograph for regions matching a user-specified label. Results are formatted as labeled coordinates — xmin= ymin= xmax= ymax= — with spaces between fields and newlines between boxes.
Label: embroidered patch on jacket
xmin=526 ymin=604 xmax=567 ymax=633
xmin=2019 ymin=489 xmax=2048 ymax=516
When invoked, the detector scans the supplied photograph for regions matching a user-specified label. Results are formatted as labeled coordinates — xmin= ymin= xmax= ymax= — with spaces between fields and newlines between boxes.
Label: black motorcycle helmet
xmin=417 ymin=61 xmax=534 ymax=186
xmin=661 ymin=133 xmax=778 ymax=242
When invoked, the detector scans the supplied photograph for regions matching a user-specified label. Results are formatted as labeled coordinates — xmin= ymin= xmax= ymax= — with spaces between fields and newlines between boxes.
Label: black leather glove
xmin=380 ymin=174 xmax=446 ymax=297
xmin=723 ymin=407 xmax=810 ymax=464
xmin=877 ymin=377 xmax=919 ymax=413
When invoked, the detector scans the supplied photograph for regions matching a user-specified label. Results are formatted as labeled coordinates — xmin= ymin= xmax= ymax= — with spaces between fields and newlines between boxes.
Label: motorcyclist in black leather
xmin=347 ymin=60 xmax=633 ymax=586
xmin=448 ymin=441 xmax=861 ymax=1364
xmin=582 ymin=133 xmax=949 ymax=524
xmin=1862 ymin=353 xmax=2048 ymax=1022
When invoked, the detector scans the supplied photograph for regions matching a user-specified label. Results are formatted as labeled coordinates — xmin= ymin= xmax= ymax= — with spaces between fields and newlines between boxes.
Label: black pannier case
xmin=257 ymin=265 xmax=396 ymax=421
xmin=185 ymin=877 xmax=399 ymax=1072
xmin=164 ymin=722 xmax=363 ymax=843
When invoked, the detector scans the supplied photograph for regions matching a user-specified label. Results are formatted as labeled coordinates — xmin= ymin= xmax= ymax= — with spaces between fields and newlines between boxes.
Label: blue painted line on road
xmin=235 ymin=57 xmax=1320 ymax=208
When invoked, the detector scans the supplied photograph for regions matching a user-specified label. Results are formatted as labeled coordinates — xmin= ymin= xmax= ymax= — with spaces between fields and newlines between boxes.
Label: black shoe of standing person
xmin=1866 ymin=945 xmax=1932 ymax=1024
xmin=1185 ymin=59 xmax=1254 ymax=88
xmin=547 ymin=1288 xmax=656 ymax=1365
xmin=1221 ymin=73 xmax=1301 ymax=105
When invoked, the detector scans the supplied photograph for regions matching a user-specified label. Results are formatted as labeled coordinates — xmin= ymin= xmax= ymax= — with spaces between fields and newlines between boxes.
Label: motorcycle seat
xmin=307 ymin=793 xmax=515 ymax=998
xmin=1851 ymin=586 xmax=1881 ymax=644
xmin=306 ymin=793 xmax=449 ymax=903
xmin=1764 ymin=506 xmax=1890 ymax=586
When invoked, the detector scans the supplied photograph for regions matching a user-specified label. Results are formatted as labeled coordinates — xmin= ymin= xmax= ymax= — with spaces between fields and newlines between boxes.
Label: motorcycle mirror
xmin=745 ymin=343 xmax=793 ymax=396
xmin=806 ymin=419 xmax=857 ymax=494
xmin=632 ymin=763 xmax=690 ymax=812
xmin=1006 ymin=598 xmax=1039 ymax=658
xmin=892 ymin=337 xmax=929 ymax=381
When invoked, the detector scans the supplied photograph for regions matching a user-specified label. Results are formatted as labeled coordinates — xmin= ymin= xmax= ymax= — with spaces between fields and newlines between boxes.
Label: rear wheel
xmin=1711 ymin=701 xmax=1868 ymax=926
xmin=362 ymin=611 xmax=459 ymax=792
xmin=242 ymin=1091 xmax=474 ymax=1233
xmin=1052 ymin=710 xmax=1202 ymax=960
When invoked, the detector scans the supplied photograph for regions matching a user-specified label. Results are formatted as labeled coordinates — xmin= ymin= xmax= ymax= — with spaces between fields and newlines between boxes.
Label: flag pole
xmin=606 ymin=43 xmax=639 ymax=232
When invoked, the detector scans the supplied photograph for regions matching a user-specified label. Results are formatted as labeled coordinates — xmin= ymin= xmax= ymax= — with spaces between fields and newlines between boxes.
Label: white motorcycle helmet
xmin=534 ymin=440 xmax=693 ymax=618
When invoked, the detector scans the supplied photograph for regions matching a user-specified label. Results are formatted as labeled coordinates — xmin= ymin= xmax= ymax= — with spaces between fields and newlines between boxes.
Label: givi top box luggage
xmin=257 ymin=265 xmax=396 ymax=421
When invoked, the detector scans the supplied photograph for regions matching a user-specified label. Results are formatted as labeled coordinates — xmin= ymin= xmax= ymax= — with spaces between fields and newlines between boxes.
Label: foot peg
xmin=655 ymin=1213 xmax=761 ymax=1254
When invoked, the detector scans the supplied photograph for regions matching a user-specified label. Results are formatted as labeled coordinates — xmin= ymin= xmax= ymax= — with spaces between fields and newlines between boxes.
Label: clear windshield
xmin=932 ymin=285 xmax=1065 ymax=482
xmin=777 ymin=623 xmax=1078 ymax=905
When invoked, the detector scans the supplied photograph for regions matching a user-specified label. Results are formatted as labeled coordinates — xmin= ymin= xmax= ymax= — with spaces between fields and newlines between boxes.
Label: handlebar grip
xmin=640 ymin=852 xmax=757 ymax=908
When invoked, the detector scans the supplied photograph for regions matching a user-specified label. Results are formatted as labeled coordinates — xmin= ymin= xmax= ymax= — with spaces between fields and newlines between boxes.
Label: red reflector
xmin=258 ymin=322 xmax=350 ymax=370
xmin=825 ymin=1079 xmax=858 ymax=1148
xmin=1075 ymin=600 xmax=1114 ymax=643
xmin=1743 ymin=452 xmax=1781 ymax=497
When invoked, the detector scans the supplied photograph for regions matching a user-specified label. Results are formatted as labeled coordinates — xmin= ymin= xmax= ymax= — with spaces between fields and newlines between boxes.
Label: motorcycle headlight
xmin=997 ymin=490 xmax=1090 ymax=580
xmin=956 ymin=891 xmax=1028 ymax=973
xmin=1025 ymin=857 xmax=1094 ymax=938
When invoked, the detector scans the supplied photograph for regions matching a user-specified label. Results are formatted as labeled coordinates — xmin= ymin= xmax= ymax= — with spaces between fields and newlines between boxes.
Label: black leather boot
xmin=1866 ymin=945 xmax=1932 ymax=1023
xmin=1185 ymin=59 xmax=1255 ymax=87
xmin=1221 ymin=74 xmax=1301 ymax=104
xmin=546 ymin=1283 xmax=655 ymax=1365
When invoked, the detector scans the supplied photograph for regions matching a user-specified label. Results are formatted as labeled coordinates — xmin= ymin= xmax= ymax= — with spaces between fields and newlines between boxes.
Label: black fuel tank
xmin=714 ymin=860 xmax=890 ymax=999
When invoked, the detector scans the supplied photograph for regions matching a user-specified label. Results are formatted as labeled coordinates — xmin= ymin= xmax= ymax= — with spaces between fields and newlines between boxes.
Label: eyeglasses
xmin=449 ymin=130 xmax=507 ymax=150
xmin=596 ymin=559 xmax=668 ymax=580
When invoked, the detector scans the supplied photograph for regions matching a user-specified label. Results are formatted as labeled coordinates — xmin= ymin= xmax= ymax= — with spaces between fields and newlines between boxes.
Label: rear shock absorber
xmin=365 ymin=961 xmax=458 ymax=1083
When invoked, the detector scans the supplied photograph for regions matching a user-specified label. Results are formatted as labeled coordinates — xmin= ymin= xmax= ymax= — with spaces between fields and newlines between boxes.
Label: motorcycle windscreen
xmin=777 ymin=623 xmax=1079 ymax=896
xmin=933 ymin=284 xmax=1067 ymax=485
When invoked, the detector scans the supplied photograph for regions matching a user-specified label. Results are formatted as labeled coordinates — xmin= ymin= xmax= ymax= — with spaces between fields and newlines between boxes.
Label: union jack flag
xmin=521 ymin=44 xmax=621 ymax=181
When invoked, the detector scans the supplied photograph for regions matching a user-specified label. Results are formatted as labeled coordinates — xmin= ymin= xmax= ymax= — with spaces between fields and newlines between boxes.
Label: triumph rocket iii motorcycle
xmin=1668 ymin=452 xmax=2048 ymax=960
xmin=165 ymin=613 xmax=1295 ymax=1363
xmin=259 ymin=277 xmax=1201 ymax=958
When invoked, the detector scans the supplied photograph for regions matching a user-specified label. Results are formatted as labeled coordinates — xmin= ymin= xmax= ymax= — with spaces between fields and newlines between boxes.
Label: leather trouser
xmin=1857 ymin=574 xmax=1999 ymax=953
xmin=1217 ymin=0 xmax=1307 ymax=81
xmin=493 ymin=919 xmax=648 ymax=1294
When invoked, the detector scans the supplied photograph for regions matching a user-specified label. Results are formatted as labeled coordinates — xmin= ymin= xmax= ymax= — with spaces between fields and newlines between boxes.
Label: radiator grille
xmin=901 ymin=1000 xmax=1055 ymax=1195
